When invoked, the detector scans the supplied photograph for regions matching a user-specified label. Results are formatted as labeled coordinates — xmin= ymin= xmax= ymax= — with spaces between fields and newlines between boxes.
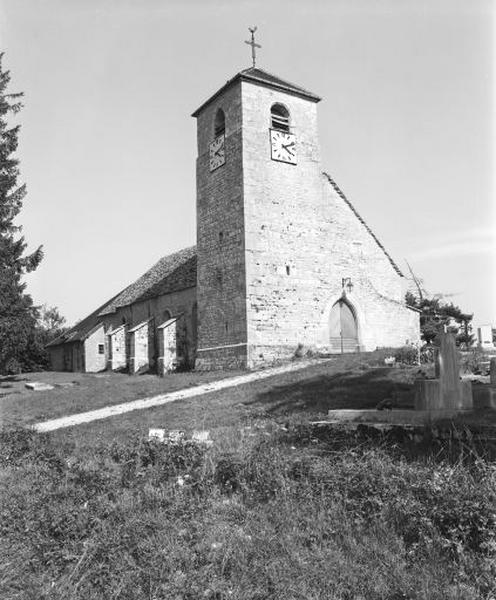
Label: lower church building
xmin=48 ymin=63 xmax=420 ymax=373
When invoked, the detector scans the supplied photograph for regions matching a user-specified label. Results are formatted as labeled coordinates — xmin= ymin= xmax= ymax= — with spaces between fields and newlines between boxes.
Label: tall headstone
xmin=415 ymin=332 xmax=472 ymax=413
xmin=490 ymin=357 xmax=496 ymax=386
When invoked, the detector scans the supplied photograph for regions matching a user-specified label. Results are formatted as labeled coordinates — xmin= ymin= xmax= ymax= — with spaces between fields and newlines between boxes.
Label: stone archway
xmin=329 ymin=298 xmax=359 ymax=353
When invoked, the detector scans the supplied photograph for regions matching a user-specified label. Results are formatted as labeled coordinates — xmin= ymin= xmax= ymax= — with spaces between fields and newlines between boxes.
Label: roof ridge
xmin=98 ymin=245 xmax=197 ymax=315
xmin=192 ymin=67 xmax=320 ymax=117
xmin=240 ymin=66 xmax=317 ymax=96
xmin=323 ymin=172 xmax=404 ymax=277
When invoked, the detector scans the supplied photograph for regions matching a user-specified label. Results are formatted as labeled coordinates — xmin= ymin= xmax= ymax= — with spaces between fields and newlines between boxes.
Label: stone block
xmin=490 ymin=358 xmax=496 ymax=385
xmin=327 ymin=408 xmax=458 ymax=425
xmin=473 ymin=386 xmax=496 ymax=410
xmin=25 ymin=382 xmax=55 ymax=391
xmin=414 ymin=379 xmax=473 ymax=411
xmin=414 ymin=380 xmax=444 ymax=411
xmin=460 ymin=380 xmax=473 ymax=410
xmin=191 ymin=430 xmax=213 ymax=447
xmin=415 ymin=333 xmax=472 ymax=413
xmin=167 ymin=430 xmax=185 ymax=444
xmin=148 ymin=428 xmax=166 ymax=442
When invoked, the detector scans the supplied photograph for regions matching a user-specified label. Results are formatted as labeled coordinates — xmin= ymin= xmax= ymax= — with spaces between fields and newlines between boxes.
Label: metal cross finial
xmin=245 ymin=26 xmax=261 ymax=68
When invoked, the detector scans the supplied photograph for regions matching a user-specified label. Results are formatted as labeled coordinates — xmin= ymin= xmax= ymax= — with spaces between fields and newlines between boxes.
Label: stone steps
xmin=328 ymin=337 xmax=359 ymax=353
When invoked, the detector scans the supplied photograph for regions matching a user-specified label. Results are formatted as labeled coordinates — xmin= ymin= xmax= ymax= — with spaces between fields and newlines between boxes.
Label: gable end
xmin=323 ymin=172 xmax=403 ymax=277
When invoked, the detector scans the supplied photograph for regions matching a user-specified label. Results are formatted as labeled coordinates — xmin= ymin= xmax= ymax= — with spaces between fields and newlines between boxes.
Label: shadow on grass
xmin=0 ymin=375 xmax=28 ymax=383
xmin=251 ymin=367 xmax=415 ymax=417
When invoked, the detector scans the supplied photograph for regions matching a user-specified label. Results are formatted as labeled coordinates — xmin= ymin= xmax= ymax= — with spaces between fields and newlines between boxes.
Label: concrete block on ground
xmin=473 ymin=386 xmax=496 ymax=410
xmin=149 ymin=428 xmax=166 ymax=442
xmin=191 ymin=430 xmax=213 ymax=447
xmin=460 ymin=380 xmax=473 ymax=410
xmin=167 ymin=430 xmax=185 ymax=444
xmin=414 ymin=379 xmax=473 ymax=411
xmin=25 ymin=382 xmax=55 ymax=391
xmin=327 ymin=408 xmax=459 ymax=425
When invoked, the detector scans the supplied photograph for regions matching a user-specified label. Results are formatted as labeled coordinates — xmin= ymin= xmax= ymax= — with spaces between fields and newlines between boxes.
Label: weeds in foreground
xmin=0 ymin=426 xmax=495 ymax=599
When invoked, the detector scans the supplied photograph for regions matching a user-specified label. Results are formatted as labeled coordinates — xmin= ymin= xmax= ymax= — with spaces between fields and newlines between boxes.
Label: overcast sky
xmin=0 ymin=0 xmax=494 ymax=330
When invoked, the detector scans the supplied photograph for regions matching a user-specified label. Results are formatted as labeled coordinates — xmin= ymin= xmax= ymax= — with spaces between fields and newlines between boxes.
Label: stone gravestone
xmin=473 ymin=357 xmax=496 ymax=409
xmin=414 ymin=332 xmax=472 ymax=414
xmin=490 ymin=357 xmax=496 ymax=386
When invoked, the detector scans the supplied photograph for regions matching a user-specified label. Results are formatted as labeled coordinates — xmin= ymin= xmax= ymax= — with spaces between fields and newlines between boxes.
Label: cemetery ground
xmin=1 ymin=353 xmax=496 ymax=599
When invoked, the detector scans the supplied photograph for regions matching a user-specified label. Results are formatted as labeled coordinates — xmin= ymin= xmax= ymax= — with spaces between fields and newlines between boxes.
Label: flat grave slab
xmin=25 ymin=382 xmax=55 ymax=392
xmin=327 ymin=408 xmax=460 ymax=426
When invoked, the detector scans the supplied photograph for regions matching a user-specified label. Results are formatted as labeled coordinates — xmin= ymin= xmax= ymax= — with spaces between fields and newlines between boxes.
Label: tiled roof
xmin=46 ymin=298 xmax=118 ymax=348
xmin=47 ymin=247 xmax=197 ymax=348
xmin=192 ymin=67 xmax=320 ymax=117
xmin=323 ymin=172 xmax=404 ymax=277
xmin=99 ymin=246 xmax=197 ymax=315
xmin=239 ymin=67 xmax=321 ymax=101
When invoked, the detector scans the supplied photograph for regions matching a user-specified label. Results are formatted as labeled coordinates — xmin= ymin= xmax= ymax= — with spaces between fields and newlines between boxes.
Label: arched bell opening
xmin=328 ymin=298 xmax=359 ymax=353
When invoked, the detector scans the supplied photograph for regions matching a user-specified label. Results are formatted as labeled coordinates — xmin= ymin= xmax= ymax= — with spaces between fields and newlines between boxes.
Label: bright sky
xmin=0 ymin=0 xmax=494 ymax=329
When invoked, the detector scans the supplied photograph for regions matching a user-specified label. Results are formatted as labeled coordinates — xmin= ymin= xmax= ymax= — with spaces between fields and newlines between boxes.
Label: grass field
xmin=31 ymin=354 xmax=419 ymax=450
xmin=0 ymin=368 xmax=244 ymax=429
xmin=1 ymin=354 xmax=496 ymax=599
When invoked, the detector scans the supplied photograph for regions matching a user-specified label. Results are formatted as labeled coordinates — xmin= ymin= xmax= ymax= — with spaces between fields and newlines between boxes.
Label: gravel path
xmin=33 ymin=359 xmax=329 ymax=432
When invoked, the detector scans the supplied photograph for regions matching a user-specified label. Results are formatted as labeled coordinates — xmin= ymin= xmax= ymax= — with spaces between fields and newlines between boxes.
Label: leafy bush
xmin=393 ymin=346 xmax=419 ymax=366
xmin=1 ymin=427 xmax=495 ymax=599
xmin=420 ymin=344 xmax=436 ymax=364
xmin=460 ymin=348 xmax=490 ymax=375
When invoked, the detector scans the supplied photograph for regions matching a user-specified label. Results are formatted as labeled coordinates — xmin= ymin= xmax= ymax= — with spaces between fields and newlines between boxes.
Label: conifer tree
xmin=0 ymin=52 xmax=43 ymax=373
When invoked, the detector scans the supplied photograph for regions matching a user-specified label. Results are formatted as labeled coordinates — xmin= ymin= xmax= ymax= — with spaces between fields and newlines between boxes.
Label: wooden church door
xmin=329 ymin=299 xmax=358 ymax=353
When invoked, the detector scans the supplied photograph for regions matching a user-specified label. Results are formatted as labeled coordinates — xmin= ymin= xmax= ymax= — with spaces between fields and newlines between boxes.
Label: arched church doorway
xmin=329 ymin=299 xmax=359 ymax=353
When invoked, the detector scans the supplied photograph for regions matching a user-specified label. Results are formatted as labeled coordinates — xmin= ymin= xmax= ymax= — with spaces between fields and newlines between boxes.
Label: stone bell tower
xmin=192 ymin=58 xmax=323 ymax=369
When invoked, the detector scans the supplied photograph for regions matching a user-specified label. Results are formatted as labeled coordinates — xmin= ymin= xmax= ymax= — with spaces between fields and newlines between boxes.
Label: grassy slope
xmin=47 ymin=354 xmax=418 ymax=450
xmin=1 ymin=354 xmax=387 ymax=430
xmin=1 ymin=355 xmax=496 ymax=599
xmin=0 ymin=369 xmax=244 ymax=428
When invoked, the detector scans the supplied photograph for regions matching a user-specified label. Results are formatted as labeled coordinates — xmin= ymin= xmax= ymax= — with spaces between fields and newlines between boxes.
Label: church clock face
xmin=209 ymin=134 xmax=226 ymax=172
xmin=270 ymin=129 xmax=297 ymax=165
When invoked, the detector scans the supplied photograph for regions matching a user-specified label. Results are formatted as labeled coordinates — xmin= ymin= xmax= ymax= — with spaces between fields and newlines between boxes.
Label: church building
xmin=47 ymin=48 xmax=420 ymax=373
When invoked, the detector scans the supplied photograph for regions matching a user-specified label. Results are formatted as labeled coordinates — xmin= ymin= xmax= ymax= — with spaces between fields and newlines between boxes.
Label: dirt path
xmin=33 ymin=359 xmax=330 ymax=432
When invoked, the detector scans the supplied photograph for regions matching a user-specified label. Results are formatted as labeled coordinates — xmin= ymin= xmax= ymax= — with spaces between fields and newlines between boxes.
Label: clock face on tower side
xmin=209 ymin=134 xmax=226 ymax=172
xmin=270 ymin=129 xmax=297 ymax=165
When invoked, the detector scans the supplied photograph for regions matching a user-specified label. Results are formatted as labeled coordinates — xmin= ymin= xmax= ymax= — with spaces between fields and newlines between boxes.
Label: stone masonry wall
xmin=104 ymin=286 xmax=197 ymax=368
xmin=108 ymin=326 xmax=127 ymax=371
xmin=241 ymin=82 xmax=327 ymax=365
xmin=84 ymin=325 xmax=106 ymax=372
xmin=129 ymin=321 xmax=150 ymax=374
xmin=195 ymin=81 xmax=248 ymax=369
xmin=319 ymin=178 xmax=420 ymax=351
xmin=239 ymin=81 xmax=419 ymax=366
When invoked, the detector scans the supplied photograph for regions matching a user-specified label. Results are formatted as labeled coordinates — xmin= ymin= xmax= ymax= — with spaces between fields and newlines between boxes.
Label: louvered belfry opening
xmin=270 ymin=103 xmax=290 ymax=132
xmin=214 ymin=108 xmax=225 ymax=137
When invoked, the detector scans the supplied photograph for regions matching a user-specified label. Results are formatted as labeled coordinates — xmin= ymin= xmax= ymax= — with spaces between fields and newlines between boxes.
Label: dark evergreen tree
xmin=0 ymin=53 xmax=43 ymax=373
